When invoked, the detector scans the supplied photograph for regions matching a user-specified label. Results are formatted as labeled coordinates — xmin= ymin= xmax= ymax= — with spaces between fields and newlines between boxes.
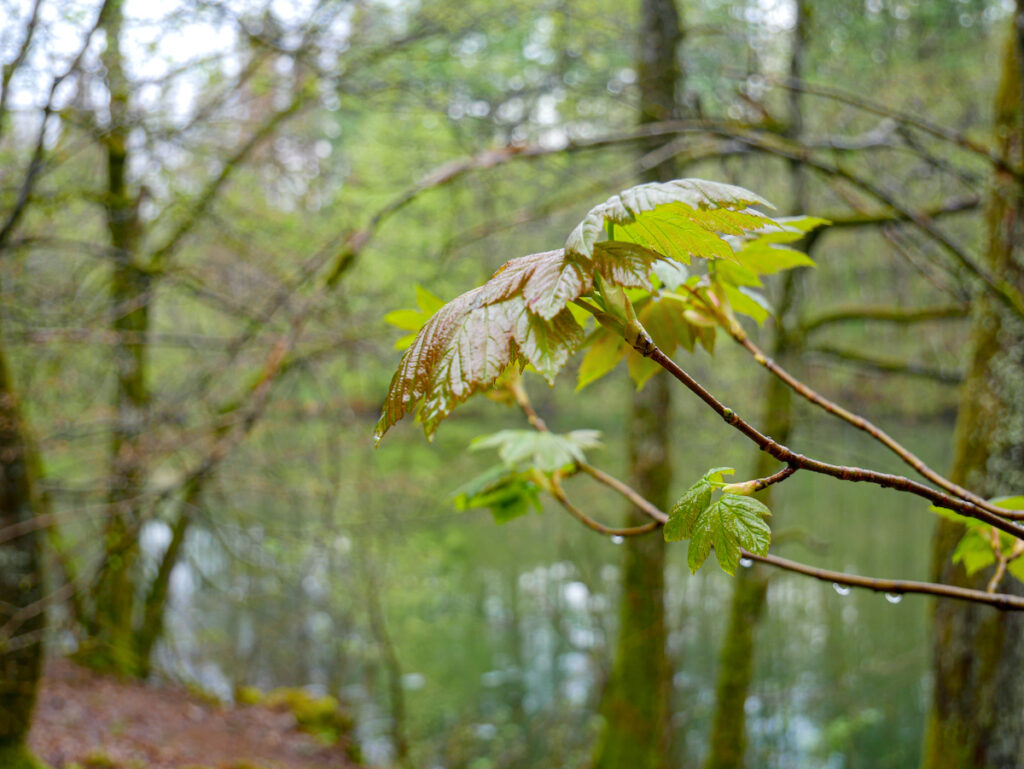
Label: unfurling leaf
xmin=951 ymin=529 xmax=996 ymax=576
xmin=377 ymin=178 xmax=815 ymax=443
xmin=939 ymin=495 xmax=1024 ymax=582
xmin=688 ymin=493 xmax=772 ymax=575
xmin=385 ymin=286 xmax=447 ymax=349
xmin=664 ymin=467 xmax=734 ymax=542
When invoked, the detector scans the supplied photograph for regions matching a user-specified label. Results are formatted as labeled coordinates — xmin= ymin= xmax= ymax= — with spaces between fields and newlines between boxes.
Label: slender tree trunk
xmin=922 ymin=11 xmax=1024 ymax=768
xmin=79 ymin=0 xmax=150 ymax=675
xmin=702 ymin=6 xmax=810 ymax=767
xmin=592 ymin=3 xmax=680 ymax=767
xmin=0 ymin=347 xmax=48 ymax=768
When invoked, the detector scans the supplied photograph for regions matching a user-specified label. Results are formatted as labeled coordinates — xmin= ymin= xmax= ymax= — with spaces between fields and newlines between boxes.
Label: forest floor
xmin=28 ymin=659 xmax=361 ymax=769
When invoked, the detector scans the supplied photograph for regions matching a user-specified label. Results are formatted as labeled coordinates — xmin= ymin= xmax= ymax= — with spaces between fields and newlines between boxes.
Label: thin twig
xmin=730 ymin=333 xmax=1006 ymax=513
xmin=742 ymin=549 xmax=1024 ymax=611
xmin=802 ymin=304 xmax=968 ymax=333
xmin=509 ymin=375 xmax=1024 ymax=610
xmin=549 ymin=474 xmax=659 ymax=537
xmin=639 ymin=342 xmax=1024 ymax=538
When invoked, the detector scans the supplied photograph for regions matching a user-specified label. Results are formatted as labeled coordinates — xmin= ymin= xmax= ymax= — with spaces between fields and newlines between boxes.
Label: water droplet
xmin=610 ymin=535 xmax=624 ymax=545
xmin=739 ymin=557 xmax=754 ymax=568
xmin=832 ymin=582 xmax=851 ymax=596
xmin=885 ymin=592 xmax=903 ymax=604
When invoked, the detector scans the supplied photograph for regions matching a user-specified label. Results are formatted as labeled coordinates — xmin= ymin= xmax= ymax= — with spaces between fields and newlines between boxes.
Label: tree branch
xmin=806 ymin=343 xmax=962 ymax=385
xmin=638 ymin=342 xmax=1024 ymax=538
xmin=742 ymin=550 xmax=1024 ymax=610
xmin=802 ymin=303 xmax=968 ymax=332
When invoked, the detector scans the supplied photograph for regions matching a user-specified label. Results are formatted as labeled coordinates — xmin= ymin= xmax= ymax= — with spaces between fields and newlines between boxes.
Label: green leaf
xmin=470 ymin=429 xmax=601 ymax=472
xmin=641 ymin=295 xmax=695 ymax=354
xmin=666 ymin=482 xmax=712 ymax=543
xmin=384 ymin=308 xmax=428 ymax=331
xmin=689 ymin=493 xmax=772 ymax=575
xmin=951 ymin=529 xmax=996 ymax=576
xmin=664 ymin=467 xmax=734 ymax=542
xmin=776 ymin=214 xmax=831 ymax=234
xmin=378 ymin=180 xmax=790 ymax=444
xmin=991 ymin=495 xmax=1024 ymax=510
xmin=713 ymin=260 xmax=762 ymax=288
xmin=929 ymin=503 xmax=986 ymax=530
xmin=722 ymin=284 xmax=772 ymax=325
xmin=734 ymin=244 xmax=816 ymax=275
xmin=415 ymin=285 xmax=445 ymax=314
xmin=452 ymin=466 xmax=542 ymax=524
xmin=565 ymin=179 xmax=774 ymax=260
xmin=576 ymin=328 xmax=629 ymax=390
xmin=1008 ymin=557 xmax=1024 ymax=583
xmin=627 ymin=351 xmax=661 ymax=390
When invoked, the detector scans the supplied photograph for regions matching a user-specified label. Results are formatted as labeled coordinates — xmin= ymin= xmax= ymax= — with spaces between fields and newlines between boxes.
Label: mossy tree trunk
xmin=922 ymin=9 xmax=1024 ymax=767
xmin=0 ymin=347 xmax=48 ymax=767
xmin=592 ymin=2 xmax=680 ymax=767
xmin=702 ymin=5 xmax=810 ymax=767
xmin=72 ymin=0 xmax=152 ymax=676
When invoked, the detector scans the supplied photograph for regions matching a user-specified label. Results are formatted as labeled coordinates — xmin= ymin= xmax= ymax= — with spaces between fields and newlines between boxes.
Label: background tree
xmin=592 ymin=1 xmax=681 ymax=767
xmin=924 ymin=4 xmax=1024 ymax=766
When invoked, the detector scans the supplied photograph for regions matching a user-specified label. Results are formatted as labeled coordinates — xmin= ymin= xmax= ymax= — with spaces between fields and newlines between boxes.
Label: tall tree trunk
xmin=702 ymin=5 xmax=810 ymax=767
xmin=0 ymin=347 xmax=48 ymax=768
xmin=80 ymin=0 xmax=150 ymax=675
xmin=922 ymin=10 xmax=1024 ymax=768
xmin=592 ymin=2 xmax=680 ymax=767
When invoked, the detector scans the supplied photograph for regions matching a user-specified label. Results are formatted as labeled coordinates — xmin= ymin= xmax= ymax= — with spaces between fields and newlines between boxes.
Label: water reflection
xmin=152 ymin=413 xmax=945 ymax=768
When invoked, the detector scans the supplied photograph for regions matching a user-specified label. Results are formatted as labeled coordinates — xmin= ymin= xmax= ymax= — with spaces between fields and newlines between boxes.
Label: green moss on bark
xmin=922 ymin=15 xmax=1024 ymax=769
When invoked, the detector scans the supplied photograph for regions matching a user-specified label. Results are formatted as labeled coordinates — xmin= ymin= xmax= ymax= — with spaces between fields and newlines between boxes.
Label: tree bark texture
xmin=923 ymin=11 xmax=1024 ymax=769
xmin=592 ymin=3 xmax=681 ymax=767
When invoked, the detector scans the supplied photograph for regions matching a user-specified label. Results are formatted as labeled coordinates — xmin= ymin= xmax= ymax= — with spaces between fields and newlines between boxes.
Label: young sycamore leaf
xmin=688 ymin=493 xmax=772 ymax=575
xmin=451 ymin=465 xmax=543 ymax=524
xmin=576 ymin=328 xmax=630 ymax=391
xmin=384 ymin=286 xmax=446 ymax=350
xmin=664 ymin=467 xmax=734 ymax=542
xmin=564 ymin=179 xmax=773 ymax=260
xmin=951 ymin=530 xmax=997 ymax=576
xmin=376 ymin=178 xmax=818 ymax=444
xmin=931 ymin=495 xmax=1024 ymax=583
xmin=471 ymin=429 xmax=602 ymax=472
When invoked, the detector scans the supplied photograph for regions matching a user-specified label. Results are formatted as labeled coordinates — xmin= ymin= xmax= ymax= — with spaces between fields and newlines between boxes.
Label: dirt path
xmin=29 ymin=659 xmax=360 ymax=769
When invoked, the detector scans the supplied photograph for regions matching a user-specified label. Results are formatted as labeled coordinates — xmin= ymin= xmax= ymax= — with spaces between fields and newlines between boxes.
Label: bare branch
xmin=802 ymin=304 xmax=968 ymax=332
xmin=807 ymin=344 xmax=962 ymax=385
